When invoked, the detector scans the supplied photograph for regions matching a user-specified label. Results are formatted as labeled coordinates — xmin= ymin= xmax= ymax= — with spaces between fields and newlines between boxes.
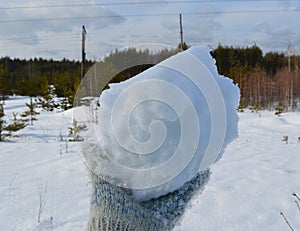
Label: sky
xmin=1 ymin=0 xmax=300 ymax=60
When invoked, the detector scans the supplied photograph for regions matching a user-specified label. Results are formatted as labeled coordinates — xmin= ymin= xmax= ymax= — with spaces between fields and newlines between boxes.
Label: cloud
xmin=253 ymin=23 xmax=271 ymax=34
xmin=0 ymin=1 xmax=126 ymax=59
xmin=278 ymin=0 xmax=292 ymax=9
xmin=185 ymin=20 xmax=222 ymax=44
xmin=1 ymin=0 xmax=300 ymax=59
xmin=252 ymin=21 xmax=296 ymax=52
xmin=0 ymin=2 xmax=125 ymax=44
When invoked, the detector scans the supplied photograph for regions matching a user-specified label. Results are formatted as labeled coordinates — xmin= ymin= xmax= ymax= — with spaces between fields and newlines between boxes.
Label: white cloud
xmin=1 ymin=3 xmax=124 ymax=37
xmin=0 ymin=1 xmax=125 ymax=58
xmin=1 ymin=0 xmax=300 ymax=59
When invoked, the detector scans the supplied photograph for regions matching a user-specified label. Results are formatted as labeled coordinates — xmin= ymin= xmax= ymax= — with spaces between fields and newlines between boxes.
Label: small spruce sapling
xmin=21 ymin=98 xmax=40 ymax=125
xmin=0 ymin=104 xmax=26 ymax=141
xmin=68 ymin=119 xmax=87 ymax=142
xmin=35 ymin=85 xmax=59 ymax=112
xmin=5 ymin=112 xmax=27 ymax=136
xmin=36 ymin=94 xmax=57 ymax=112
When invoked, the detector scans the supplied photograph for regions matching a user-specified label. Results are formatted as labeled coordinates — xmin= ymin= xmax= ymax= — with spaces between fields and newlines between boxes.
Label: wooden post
xmin=287 ymin=42 xmax=292 ymax=73
xmin=179 ymin=14 xmax=183 ymax=51
xmin=81 ymin=25 xmax=87 ymax=79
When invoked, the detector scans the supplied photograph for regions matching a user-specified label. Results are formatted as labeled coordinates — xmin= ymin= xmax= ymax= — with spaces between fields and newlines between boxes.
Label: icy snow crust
xmin=81 ymin=46 xmax=240 ymax=201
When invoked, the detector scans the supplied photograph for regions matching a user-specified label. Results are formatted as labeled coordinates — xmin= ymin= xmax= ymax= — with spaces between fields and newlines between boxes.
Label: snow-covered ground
xmin=1 ymin=96 xmax=300 ymax=230
xmin=174 ymin=111 xmax=300 ymax=231
xmin=0 ymin=96 xmax=91 ymax=231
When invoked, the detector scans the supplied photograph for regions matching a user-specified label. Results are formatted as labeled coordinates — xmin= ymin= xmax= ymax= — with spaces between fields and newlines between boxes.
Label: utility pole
xmin=287 ymin=42 xmax=292 ymax=73
xmin=179 ymin=14 xmax=183 ymax=51
xmin=81 ymin=25 xmax=87 ymax=79
xmin=295 ymin=47 xmax=298 ymax=77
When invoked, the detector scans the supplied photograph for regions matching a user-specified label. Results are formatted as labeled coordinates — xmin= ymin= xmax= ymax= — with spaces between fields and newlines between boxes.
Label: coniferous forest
xmin=212 ymin=45 xmax=300 ymax=111
xmin=0 ymin=44 xmax=299 ymax=111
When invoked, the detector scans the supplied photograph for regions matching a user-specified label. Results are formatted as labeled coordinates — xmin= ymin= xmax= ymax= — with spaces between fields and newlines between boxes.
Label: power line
xmin=0 ymin=0 xmax=294 ymax=10
xmin=0 ymin=34 xmax=297 ymax=46
xmin=0 ymin=33 xmax=80 ymax=43
xmin=1 ymin=8 xmax=300 ymax=23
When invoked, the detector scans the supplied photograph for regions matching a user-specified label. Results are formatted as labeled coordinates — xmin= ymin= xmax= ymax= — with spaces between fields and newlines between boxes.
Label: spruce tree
xmin=21 ymin=98 xmax=40 ymax=125
xmin=0 ymin=104 xmax=27 ymax=141
xmin=36 ymin=92 xmax=57 ymax=112
xmin=5 ymin=121 xmax=26 ymax=137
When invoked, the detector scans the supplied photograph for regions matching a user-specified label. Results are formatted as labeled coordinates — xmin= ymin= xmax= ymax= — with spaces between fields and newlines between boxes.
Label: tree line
xmin=212 ymin=44 xmax=300 ymax=111
xmin=0 ymin=44 xmax=299 ymax=111
xmin=0 ymin=57 xmax=94 ymax=104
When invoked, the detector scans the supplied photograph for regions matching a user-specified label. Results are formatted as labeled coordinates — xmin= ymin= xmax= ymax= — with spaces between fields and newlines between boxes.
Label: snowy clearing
xmin=1 ymin=96 xmax=300 ymax=230
xmin=1 ymin=96 xmax=90 ymax=231
xmin=174 ymin=111 xmax=300 ymax=231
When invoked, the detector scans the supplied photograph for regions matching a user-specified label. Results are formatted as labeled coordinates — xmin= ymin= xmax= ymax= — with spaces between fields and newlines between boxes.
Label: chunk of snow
xmin=80 ymin=46 xmax=240 ymax=201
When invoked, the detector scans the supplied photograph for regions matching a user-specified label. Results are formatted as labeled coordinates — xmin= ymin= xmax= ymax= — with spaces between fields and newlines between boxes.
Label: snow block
xmin=84 ymin=46 xmax=239 ymax=201
xmin=80 ymin=45 xmax=240 ymax=230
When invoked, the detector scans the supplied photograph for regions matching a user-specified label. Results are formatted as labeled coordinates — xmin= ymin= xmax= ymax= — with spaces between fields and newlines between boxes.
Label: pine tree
xmin=21 ymin=98 xmax=40 ymax=125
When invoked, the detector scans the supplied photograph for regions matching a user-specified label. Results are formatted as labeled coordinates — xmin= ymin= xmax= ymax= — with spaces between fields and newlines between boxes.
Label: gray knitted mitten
xmin=87 ymin=170 xmax=210 ymax=231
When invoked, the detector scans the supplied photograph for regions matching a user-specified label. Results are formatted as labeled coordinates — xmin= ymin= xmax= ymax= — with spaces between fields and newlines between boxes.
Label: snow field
xmin=174 ymin=110 xmax=300 ymax=231
xmin=1 ymin=97 xmax=300 ymax=230
xmin=1 ymin=97 xmax=90 ymax=231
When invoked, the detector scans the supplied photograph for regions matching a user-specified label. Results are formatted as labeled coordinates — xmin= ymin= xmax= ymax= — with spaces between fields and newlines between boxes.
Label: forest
xmin=212 ymin=44 xmax=300 ymax=112
xmin=0 ymin=44 xmax=299 ymax=112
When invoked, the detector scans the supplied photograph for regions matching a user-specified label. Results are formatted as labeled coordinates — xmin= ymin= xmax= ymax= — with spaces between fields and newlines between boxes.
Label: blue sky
xmin=0 ymin=0 xmax=300 ymax=60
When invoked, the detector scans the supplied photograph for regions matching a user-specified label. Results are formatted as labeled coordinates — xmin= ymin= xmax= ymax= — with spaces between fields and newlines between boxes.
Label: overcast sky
xmin=1 ymin=0 xmax=300 ymax=60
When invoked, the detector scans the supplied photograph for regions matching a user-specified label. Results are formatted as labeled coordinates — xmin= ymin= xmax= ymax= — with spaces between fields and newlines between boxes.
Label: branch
xmin=295 ymin=200 xmax=300 ymax=216
xmin=280 ymin=212 xmax=295 ymax=231
xmin=292 ymin=192 xmax=300 ymax=202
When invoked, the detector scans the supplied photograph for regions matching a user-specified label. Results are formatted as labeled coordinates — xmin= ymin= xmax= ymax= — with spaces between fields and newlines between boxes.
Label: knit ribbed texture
xmin=87 ymin=170 xmax=210 ymax=231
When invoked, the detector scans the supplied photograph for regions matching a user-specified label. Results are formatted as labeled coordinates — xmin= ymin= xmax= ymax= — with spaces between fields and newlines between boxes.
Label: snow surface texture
xmin=0 ymin=97 xmax=90 ymax=231
xmin=174 ymin=111 xmax=300 ymax=231
xmin=1 ymin=97 xmax=300 ymax=230
xmin=79 ymin=46 xmax=240 ymax=202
